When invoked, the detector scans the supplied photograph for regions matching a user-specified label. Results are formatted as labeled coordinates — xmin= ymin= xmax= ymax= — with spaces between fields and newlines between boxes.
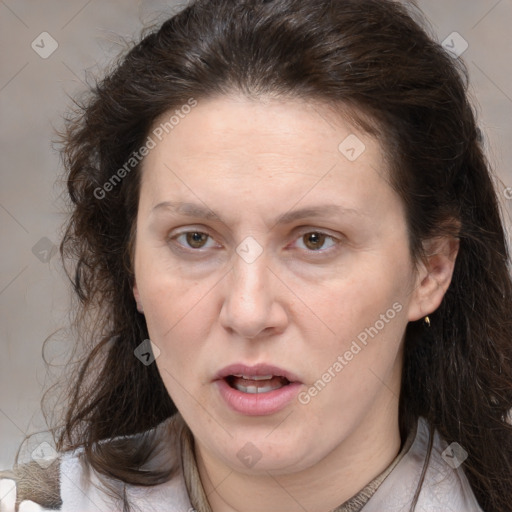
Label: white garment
xmin=0 ymin=417 xmax=484 ymax=512
xmin=360 ymin=419 xmax=483 ymax=512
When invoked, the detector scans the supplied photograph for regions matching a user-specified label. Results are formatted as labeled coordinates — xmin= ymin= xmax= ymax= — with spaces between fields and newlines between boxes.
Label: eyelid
xmin=294 ymin=226 xmax=340 ymax=239
xmin=289 ymin=228 xmax=341 ymax=253
xmin=168 ymin=229 xmax=221 ymax=251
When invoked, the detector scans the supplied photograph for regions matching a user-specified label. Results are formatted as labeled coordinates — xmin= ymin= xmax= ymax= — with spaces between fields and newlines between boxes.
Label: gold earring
xmin=424 ymin=316 xmax=431 ymax=327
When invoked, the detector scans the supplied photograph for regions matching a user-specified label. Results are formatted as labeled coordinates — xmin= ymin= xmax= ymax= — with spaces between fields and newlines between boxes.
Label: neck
xmin=194 ymin=398 xmax=402 ymax=512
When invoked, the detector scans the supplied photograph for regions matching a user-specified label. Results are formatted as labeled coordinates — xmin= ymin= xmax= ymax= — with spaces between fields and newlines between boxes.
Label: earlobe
xmin=407 ymin=235 xmax=460 ymax=322
xmin=133 ymin=282 xmax=144 ymax=314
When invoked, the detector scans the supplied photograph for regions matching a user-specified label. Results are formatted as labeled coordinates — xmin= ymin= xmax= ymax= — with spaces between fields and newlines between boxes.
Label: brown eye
xmin=302 ymin=232 xmax=327 ymax=250
xmin=185 ymin=232 xmax=209 ymax=248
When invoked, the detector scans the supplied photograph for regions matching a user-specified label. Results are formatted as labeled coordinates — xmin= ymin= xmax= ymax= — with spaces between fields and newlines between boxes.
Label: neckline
xmin=178 ymin=415 xmax=420 ymax=512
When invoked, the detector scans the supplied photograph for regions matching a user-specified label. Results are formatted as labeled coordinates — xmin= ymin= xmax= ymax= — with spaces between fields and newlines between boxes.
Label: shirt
xmin=0 ymin=414 xmax=484 ymax=512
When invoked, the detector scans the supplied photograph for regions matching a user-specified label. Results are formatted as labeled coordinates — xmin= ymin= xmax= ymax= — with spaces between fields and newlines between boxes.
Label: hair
xmin=25 ymin=0 xmax=512 ymax=510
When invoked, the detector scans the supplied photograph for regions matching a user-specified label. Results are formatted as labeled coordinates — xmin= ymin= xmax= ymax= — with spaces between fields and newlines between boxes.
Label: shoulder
xmin=361 ymin=417 xmax=484 ymax=512
xmin=0 ymin=414 xmax=192 ymax=512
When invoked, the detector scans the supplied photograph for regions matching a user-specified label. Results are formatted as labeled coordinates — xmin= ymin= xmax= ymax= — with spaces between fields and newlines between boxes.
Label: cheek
xmin=140 ymin=273 xmax=214 ymax=406
xmin=143 ymin=276 xmax=204 ymax=335
xmin=304 ymin=259 xmax=410 ymax=346
xmin=138 ymin=268 xmax=221 ymax=369
xmin=295 ymin=257 xmax=411 ymax=399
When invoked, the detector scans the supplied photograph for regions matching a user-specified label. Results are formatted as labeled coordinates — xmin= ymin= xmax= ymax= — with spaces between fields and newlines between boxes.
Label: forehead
xmin=137 ymin=94 xmax=395 ymax=222
xmin=142 ymin=94 xmax=386 ymax=176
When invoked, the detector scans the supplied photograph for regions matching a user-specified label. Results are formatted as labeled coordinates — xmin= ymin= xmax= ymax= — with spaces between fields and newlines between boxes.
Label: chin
xmin=215 ymin=431 xmax=321 ymax=475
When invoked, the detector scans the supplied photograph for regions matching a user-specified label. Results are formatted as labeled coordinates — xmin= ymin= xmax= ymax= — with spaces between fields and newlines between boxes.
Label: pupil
xmin=187 ymin=232 xmax=207 ymax=248
xmin=305 ymin=232 xmax=324 ymax=250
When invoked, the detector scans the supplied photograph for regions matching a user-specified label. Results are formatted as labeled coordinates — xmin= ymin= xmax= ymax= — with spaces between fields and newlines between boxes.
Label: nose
xmin=219 ymin=252 xmax=288 ymax=339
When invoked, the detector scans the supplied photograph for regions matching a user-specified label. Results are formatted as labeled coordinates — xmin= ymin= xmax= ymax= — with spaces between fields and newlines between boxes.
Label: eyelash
xmin=168 ymin=229 xmax=340 ymax=255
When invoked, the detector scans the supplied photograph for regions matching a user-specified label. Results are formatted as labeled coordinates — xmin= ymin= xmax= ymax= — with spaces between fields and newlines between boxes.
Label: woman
xmin=1 ymin=0 xmax=511 ymax=510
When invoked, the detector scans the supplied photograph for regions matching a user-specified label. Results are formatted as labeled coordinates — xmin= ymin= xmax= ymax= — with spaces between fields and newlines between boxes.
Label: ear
xmin=133 ymin=280 xmax=144 ymax=314
xmin=407 ymin=235 xmax=460 ymax=322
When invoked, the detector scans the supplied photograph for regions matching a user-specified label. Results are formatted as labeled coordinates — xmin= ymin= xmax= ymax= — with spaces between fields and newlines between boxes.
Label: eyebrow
xmin=151 ymin=201 xmax=364 ymax=226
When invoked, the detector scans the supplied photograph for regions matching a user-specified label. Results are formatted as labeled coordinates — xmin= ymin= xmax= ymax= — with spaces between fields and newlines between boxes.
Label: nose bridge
xmin=220 ymin=246 xmax=283 ymax=338
xmin=231 ymin=248 xmax=269 ymax=309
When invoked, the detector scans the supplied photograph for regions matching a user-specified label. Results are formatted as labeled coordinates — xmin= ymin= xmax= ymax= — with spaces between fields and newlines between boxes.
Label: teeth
xmin=233 ymin=374 xmax=275 ymax=380
xmin=229 ymin=375 xmax=289 ymax=394
xmin=233 ymin=383 xmax=279 ymax=394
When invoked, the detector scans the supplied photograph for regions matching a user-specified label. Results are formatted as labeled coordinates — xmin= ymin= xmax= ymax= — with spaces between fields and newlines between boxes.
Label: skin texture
xmin=132 ymin=95 xmax=459 ymax=512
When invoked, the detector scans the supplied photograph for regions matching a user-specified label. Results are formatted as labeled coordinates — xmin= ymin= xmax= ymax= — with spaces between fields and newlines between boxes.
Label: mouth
xmin=214 ymin=364 xmax=302 ymax=415
xmin=224 ymin=374 xmax=291 ymax=394
xmin=214 ymin=363 xmax=301 ymax=408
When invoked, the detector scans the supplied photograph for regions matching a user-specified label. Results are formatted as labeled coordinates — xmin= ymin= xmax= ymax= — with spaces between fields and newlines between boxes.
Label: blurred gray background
xmin=1 ymin=0 xmax=511 ymax=470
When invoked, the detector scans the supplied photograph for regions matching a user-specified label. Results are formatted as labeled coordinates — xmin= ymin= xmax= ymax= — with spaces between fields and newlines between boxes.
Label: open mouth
xmin=216 ymin=365 xmax=301 ymax=415
xmin=225 ymin=374 xmax=291 ymax=394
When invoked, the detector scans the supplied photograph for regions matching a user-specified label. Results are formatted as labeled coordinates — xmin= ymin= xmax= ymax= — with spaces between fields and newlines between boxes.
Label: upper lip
xmin=215 ymin=363 xmax=301 ymax=383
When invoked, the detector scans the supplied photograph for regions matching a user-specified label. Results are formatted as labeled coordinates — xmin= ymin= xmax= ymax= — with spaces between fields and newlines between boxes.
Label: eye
xmin=294 ymin=231 xmax=338 ymax=252
xmin=172 ymin=231 xmax=218 ymax=250
xmin=169 ymin=229 xmax=340 ymax=254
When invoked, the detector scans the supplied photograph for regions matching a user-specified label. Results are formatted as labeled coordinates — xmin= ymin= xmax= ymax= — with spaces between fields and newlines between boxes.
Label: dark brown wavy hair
xmin=27 ymin=0 xmax=512 ymax=510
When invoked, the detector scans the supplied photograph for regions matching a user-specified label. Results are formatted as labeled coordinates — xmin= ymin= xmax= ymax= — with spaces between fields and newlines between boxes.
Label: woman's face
xmin=133 ymin=95 xmax=428 ymax=474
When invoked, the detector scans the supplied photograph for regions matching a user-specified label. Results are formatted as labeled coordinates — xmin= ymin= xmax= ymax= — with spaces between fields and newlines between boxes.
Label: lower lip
xmin=215 ymin=378 xmax=302 ymax=416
